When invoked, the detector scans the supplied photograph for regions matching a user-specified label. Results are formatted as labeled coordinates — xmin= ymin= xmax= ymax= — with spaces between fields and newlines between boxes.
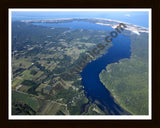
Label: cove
xmin=80 ymin=33 xmax=131 ymax=115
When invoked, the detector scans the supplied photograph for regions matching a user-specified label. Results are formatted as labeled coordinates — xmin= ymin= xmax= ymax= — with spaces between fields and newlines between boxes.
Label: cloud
xmin=125 ymin=14 xmax=131 ymax=17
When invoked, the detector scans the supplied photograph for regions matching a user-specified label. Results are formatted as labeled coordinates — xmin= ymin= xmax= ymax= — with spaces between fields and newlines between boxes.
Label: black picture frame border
xmin=0 ymin=0 xmax=160 ymax=128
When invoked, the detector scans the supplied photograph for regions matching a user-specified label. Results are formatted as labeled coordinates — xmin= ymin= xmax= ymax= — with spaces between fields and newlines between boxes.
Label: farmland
xmin=11 ymin=20 xmax=109 ymax=115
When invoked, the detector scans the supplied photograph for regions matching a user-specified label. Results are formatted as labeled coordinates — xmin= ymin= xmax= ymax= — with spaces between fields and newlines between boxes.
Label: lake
xmin=80 ymin=33 xmax=131 ymax=114
xmin=12 ymin=11 xmax=149 ymax=28
xmin=32 ymin=21 xmax=131 ymax=114
xmin=32 ymin=21 xmax=114 ymax=31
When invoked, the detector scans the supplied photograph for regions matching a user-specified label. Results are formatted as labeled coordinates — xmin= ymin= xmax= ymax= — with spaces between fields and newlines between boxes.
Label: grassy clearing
xmin=13 ymin=57 xmax=32 ymax=69
xmin=32 ymin=71 xmax=43 ymax=80
xmin=18 ymin=85 xmax=31 ymax=92
xmin=12 ymin=77 xmax=23 ymax=87
xmin=35 ymin=83 xmax=46 ymax=92
xmin=22 ymin=70 xmax=33 ymax=80
xmin=38 ymin=101 xmax=61 ymax=115
xmin=12 ymin=91 xmax=39 ymax=111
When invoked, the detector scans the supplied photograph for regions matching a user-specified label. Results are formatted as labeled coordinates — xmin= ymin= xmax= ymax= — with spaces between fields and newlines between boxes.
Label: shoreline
xmin=20 ymin=18 xmax=148 ymax=31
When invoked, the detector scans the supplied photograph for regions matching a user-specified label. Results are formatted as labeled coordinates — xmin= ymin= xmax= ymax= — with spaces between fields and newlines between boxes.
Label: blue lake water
xmin=12 ymin=11 xmax=149 ymax=28
xmin=80 ymin=34 xmax=131 ymax=114
xmin=31 ymin=21 xmax=131 ymax=114
xmin=32 ymin=21 xmax=114 ymax=31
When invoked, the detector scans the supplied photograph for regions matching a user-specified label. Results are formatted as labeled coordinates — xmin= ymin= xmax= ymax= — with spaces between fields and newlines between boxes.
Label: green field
xmin=38 ymin=101 xmax=61 ymax=115
xmin=12 ymin=91 xmax=39 ymax=111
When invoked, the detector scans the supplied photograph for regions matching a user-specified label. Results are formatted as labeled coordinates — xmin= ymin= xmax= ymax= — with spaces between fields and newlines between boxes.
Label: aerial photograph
xmin=9 ymin=9 xmax=151 ymax=119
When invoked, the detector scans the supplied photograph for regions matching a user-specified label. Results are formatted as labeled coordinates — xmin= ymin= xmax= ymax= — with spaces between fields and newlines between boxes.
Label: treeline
xmin=12 ymin=102 xmax=36 ymax=115
xmin=21 ymin=80 xmax=39 ymax=95
xmin=12 ymin=21 xmax=68 ymax=51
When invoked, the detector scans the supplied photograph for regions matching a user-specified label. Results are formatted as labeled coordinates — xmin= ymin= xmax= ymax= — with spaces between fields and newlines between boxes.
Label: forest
xmin=100 ymin=32 xmax=149 ymax=115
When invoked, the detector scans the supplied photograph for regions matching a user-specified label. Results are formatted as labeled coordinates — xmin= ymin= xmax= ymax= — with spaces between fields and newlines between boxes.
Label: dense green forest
xmin=100 ymin=32 xmax=149 ymax=115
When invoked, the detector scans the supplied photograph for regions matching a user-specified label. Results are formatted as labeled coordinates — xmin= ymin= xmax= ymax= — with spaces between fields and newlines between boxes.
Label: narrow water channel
xmin=80 ymin=34 xmax=131 ymax=115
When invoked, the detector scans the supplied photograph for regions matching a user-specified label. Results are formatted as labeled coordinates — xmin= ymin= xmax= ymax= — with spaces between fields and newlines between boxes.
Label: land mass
xmin=99 ymin=29 xmax=149 ymax=115
xmin=12 ymin=18 xmax=149 ymax=115
xmin=12 ymin=18 xmax=112 ymax=115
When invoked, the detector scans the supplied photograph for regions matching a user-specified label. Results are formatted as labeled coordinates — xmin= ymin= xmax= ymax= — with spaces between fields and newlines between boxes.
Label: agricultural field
xmin=11 ymin=20 xmax=108 ymax=115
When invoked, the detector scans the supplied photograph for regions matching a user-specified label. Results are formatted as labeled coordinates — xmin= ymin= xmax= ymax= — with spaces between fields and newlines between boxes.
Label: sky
xmin=11 ymin=10 xmax=150 ymax=28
